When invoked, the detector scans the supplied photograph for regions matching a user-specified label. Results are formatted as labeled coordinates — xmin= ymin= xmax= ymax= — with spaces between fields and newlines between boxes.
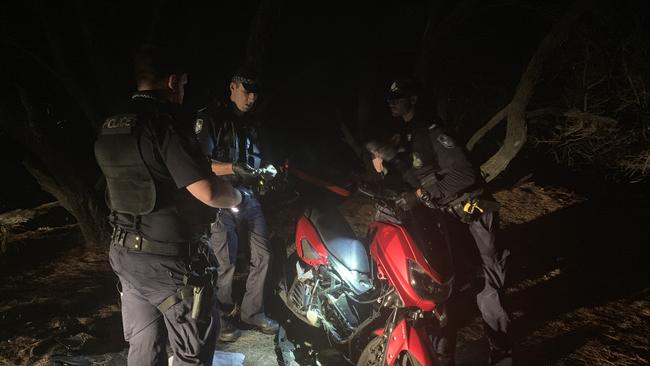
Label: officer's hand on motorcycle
xmin=371 ymin=156 xmax=384 ymax=174
xmin=365 ymin=140 xmax=396 ymax=162
xmin=232 ymin=162 xmax=256 ymax=178
xmin=395 ymin=191 xmax=419 ymax=211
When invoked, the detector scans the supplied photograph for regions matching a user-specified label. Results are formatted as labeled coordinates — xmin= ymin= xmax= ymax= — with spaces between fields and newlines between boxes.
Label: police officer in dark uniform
xmin=94 ymin=45 xmax=241 ymax=365
xmin=195 ymin=66 xmax=279 ymax=340
xmin=369 ymin=77 xmax=512 ymax=366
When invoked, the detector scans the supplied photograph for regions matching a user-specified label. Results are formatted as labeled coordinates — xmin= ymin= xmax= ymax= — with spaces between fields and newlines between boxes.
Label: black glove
xmin=232 ymin=162 xmax=256 ymax=179
xmin=395 ymin=191 xmax=419 ymax=211
xmin=258 ymin=163 xmax=278 ymax=179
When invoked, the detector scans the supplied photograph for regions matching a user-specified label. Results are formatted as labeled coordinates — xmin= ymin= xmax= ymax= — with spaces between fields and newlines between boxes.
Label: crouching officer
xmin=195 ymin=65 xmax=279 ymax=341
xmin=370 ymin=77 xmax=512 ymax=366
xmin=94 ymin=44 xmax=241 ymax=365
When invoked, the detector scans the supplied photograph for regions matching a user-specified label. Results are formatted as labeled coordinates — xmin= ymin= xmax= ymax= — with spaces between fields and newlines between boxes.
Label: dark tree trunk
xmin=466 ymin=0 xmax=591 ymax=182
xmin=0 ymin=86 xmax=109 ymax=246
xmin=0 ymin=2 xmax=123 ymax=246
xmin=23 ymin=160 xmax=108 ymax=246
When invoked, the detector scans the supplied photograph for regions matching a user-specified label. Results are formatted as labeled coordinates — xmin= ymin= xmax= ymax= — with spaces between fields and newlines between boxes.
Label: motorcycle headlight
xmin=408 ymin=259 xmax=453 ymax=303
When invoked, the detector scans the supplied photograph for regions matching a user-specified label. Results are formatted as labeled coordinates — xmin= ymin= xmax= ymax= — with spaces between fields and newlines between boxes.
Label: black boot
xmin=218 ymin=316 xmax=241 ymax=342
xmin=242 ymin=313 xmax=279 ymax=335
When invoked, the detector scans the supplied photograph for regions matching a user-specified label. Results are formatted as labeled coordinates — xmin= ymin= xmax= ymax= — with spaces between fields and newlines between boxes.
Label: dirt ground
xmin=0 ymin=177 xmax=648 ymax=365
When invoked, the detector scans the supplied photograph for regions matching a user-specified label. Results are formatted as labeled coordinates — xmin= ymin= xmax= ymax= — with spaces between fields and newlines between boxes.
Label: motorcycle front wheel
xmin=356 ymin=336 xmax=426 ymax=366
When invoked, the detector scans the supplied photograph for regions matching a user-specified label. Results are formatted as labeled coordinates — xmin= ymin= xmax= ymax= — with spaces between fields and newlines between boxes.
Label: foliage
xmin=529 ymin=2 xmax=650 ymax=182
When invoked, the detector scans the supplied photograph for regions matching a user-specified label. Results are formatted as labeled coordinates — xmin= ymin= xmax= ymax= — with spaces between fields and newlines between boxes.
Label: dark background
xmin=1 ymin=0 xmax=648 ymax=212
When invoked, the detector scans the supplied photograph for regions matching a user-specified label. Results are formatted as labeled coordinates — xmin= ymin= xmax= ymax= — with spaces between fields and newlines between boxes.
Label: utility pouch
xmin=184 ymin=268 xmax=217 ymax=320
xmin=191 ymin=286 xmax=204 ymax=320
xmin=449 ymin=197 xmax=500 ymax=223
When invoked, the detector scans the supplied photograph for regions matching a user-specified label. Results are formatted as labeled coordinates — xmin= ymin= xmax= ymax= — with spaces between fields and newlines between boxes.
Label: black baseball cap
xmin=232 ymin=65 xmax=260 ymax=93
xmin=386 ymin=77 xmax=420 ymax=100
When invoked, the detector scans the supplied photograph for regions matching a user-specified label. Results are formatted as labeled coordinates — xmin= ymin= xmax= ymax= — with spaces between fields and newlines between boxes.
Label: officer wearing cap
xmin=94 ymin=44 xmax=241 ymax=365
xmin=195 ymin=65 xmax=279 ymax=340
xmin=370 ymin=77 xmax=512 ymax=366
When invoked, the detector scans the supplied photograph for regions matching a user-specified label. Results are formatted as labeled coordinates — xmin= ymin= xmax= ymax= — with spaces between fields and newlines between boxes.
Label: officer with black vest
xmin=94 ymin=45 xmax=241 ymax=366
xmin=369 ymin=77 xmax=512 ymax=366
xmin=194 ymin=66 xmax=279 ymax=340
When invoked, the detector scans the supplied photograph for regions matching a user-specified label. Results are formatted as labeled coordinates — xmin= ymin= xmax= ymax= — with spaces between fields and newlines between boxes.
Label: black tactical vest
xmin=94 ymin=113 xmax=156 ymax=217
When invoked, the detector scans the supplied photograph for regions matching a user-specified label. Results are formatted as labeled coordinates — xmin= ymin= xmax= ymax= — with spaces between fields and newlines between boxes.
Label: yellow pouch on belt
xmin=453 ymin=198 xmax=500 ymax=223
xmin=463 ymin=200 xmax=484 ymax=214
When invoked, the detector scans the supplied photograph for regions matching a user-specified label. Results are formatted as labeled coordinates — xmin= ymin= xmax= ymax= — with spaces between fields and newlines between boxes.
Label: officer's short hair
xmin=133 ymin=44 xmax=185 ymax=84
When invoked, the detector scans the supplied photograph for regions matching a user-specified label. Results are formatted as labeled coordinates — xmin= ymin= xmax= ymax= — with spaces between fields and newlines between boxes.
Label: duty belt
xmin=442 ymin=189 xmax=500 ymax=223
xmin=111 ymin=227 xmax=189 ymax=257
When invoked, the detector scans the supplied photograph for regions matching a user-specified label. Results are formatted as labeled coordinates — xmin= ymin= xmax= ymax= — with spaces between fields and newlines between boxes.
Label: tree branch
xmin=466 ymin=103 xmax=510 ymax=151
xmin=472 ymin=0 xmax=591 ymax=182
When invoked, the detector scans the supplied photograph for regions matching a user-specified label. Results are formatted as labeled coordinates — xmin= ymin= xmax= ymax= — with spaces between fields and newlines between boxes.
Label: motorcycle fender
xmin=384 ymin=319 xmax=436 ymax=366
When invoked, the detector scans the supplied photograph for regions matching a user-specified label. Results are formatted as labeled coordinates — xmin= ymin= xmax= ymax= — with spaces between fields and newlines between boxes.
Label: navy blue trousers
xmin=210 ymin=191 xmax=270 ymax=321
xmin=109 ymin=242 xmax=218 ymax=366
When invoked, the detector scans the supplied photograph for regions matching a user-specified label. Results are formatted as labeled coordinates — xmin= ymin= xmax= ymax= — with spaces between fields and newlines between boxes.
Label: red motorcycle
xmin=280 ymin=186 xmax=454 ymax=365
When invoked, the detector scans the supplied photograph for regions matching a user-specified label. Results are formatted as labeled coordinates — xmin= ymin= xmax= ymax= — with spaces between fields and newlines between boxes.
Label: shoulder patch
xmin=194 ymin=118 xmax=204 ymax=134
xmin=103 ymin=114 xmax=136 ymax=129
xmin=437 ymin=134 xmax=455 ymax=149
xmin=412 ymin=152 xmax=423 ymax=168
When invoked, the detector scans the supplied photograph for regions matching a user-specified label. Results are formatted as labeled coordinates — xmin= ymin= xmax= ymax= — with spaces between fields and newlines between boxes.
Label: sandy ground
xmin=0 ymin=180 xmax=648 ymax=365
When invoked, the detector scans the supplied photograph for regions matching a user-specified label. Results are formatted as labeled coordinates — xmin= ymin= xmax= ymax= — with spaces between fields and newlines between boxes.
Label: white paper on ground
xmin=212 ymin=351 xmax=245 ymax=366
xmin=167 ymin=351 xmax=245 ymax=366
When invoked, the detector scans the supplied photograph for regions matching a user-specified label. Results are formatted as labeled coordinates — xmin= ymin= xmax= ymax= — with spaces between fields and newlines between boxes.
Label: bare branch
xmin=466 ymin=103 xmax=510 ymax=151
xmin=474 ymin=0 xmax=591 ymax=182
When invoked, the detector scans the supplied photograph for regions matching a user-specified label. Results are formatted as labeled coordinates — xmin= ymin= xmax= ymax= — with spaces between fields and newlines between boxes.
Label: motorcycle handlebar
xmin=357 ymin=184 xmax=405 ymax=213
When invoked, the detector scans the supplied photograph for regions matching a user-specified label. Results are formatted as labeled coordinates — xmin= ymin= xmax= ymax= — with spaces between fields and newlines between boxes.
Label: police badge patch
xmin=412 ymin=152 xmax=423 ymax=168
xmin=194 ymin=119 xmax=203 ymax=135
xmin=437 ymin=134 xmax=455 ymax=149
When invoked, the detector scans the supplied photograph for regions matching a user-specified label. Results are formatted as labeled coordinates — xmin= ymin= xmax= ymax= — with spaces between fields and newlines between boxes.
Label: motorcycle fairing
xmin=369 ymin=222 xmax=441 ymax=311
xmin=328 ymin=255 xmax=374 ymax=295
xmin=296 ymin=215 xmax=329 ymax=266
xmin=302 ymin=206 xmax=371 ymax=274
xmin=384 ymin=318 xmax=436 ymax=366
